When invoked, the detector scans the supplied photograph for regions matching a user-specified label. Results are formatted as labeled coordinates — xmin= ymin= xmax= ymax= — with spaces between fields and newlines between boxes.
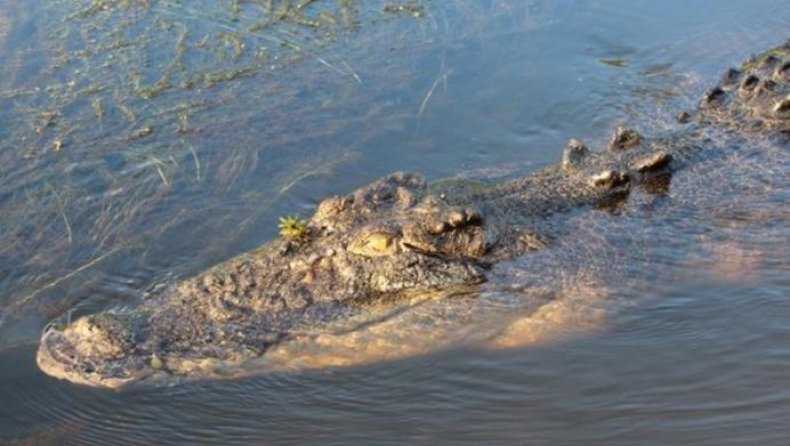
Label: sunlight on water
xmin=1 ymin=0 xmax=790 ymax=444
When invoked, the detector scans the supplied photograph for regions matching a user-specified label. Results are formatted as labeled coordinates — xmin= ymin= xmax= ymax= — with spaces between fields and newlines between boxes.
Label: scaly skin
xmin=37 ymin=40 xmax=790 ymax=388
xmin=699 ymin=39 xmax=790 ymax=133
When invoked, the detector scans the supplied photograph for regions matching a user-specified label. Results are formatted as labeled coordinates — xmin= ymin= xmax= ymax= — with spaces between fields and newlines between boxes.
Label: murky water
xmin=1 ymin=0 xmax=790 ymax=444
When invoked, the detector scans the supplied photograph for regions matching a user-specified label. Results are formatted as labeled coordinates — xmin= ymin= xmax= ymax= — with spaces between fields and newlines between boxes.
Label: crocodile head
xmin=37 ymin=172 xmax=495 ymax=387
xmin=278 ymin=171 xmax=495 ymax=296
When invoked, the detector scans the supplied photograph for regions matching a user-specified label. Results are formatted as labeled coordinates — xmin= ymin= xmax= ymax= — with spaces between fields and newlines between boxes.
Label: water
xmin=1 ymin=0 xmax=790 ymax=444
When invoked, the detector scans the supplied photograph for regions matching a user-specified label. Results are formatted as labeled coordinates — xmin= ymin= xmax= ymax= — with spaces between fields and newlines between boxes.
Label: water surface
xmin=1 ymin=0 xmax=790 ymax=444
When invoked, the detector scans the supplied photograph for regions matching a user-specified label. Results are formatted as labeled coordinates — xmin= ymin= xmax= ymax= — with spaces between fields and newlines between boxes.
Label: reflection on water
xmin=2 ymin=0 xmax=790 ymax=444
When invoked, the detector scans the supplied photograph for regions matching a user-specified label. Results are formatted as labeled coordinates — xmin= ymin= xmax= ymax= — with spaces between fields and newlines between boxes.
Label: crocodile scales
xmin=37 ymin=40 xmax=790 ymax=388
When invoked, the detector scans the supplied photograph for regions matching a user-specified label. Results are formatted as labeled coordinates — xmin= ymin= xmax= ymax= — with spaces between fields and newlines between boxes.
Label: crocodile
xmin=36 ymin=40 xmax=790 ymax=388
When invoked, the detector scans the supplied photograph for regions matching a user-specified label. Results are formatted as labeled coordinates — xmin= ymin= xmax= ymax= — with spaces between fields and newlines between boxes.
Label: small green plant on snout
xmin=278 ymin=215 xmax=308 ymax=240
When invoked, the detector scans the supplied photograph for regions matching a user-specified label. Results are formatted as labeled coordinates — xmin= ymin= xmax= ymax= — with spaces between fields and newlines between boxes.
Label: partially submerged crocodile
xmin=37 ymin=41 xmax=790 ymax=388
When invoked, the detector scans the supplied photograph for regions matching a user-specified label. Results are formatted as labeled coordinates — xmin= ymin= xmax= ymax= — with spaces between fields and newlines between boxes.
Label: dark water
xmin=1 ymin=0 xmax=790 ymax=444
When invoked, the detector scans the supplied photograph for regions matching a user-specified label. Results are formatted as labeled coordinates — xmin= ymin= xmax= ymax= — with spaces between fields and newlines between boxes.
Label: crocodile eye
xmin=347 ymin=230 xmax=399 ymax=257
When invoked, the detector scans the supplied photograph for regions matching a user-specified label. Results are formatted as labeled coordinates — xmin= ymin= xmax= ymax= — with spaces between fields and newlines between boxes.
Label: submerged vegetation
xmin=0 ymin=0 xmax=528 ymax=345
xmin=0 ymin=0 xmax=439 ymax=339
xmin=3 ymin=0 xmax=428 ymax=152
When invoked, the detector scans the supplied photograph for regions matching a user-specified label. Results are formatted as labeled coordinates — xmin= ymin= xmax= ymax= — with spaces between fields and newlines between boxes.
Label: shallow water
xmin=2 ymin=0 xmax=790 ymax=444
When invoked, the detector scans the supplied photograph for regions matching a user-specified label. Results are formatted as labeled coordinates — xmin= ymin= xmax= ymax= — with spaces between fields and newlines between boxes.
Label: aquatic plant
xmin=278 ymin=215 xmax=308 ymax=240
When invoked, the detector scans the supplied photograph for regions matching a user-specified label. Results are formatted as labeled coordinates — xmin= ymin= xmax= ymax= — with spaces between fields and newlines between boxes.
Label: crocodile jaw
xmin=37 ymin=328 xmax=148 ymax=389
xmin=36 ymin=313 xmax=153 ymax=388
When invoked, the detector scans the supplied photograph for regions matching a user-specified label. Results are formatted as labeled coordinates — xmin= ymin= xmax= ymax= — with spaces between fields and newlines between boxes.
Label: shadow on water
xmin=2 ymin=0 xmax=790 ymax=444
